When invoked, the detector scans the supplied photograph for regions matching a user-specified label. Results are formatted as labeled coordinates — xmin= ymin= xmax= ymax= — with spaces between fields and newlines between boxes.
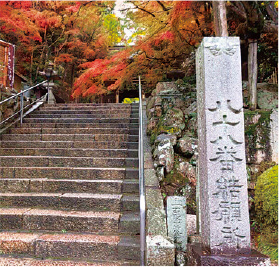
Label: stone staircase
xmin=0 ymin=103 xmax=140 ymax=266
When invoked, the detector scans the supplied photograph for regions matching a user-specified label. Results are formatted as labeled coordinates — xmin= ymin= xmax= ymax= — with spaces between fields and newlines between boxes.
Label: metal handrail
xmin=0 ymin=80 xmax=47 ymax=127
xmin=138 ymin=76 xmax=146 ymax=266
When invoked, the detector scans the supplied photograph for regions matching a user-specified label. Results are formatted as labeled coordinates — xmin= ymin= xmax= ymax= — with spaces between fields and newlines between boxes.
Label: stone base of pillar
xmin=186 ymin=243 xmax=270 ymax=266
xmin=48 ymin=89 xmax=56 ymax=105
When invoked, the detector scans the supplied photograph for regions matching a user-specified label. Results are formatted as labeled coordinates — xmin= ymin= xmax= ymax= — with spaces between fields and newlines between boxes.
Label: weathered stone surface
xmin=152 ymin=82 xmax=179 ymax=97
xmin=36 ymin=234 xmax=119 ymax=260
xmin=257 ymin=83 xmax=278 ymax=110
xmin=270 ymin=109 xmax=278 ymax=163
xmin=147 ymin=117 xmax=158 ymax=134
xmin=244 ymin=111 xmax=272 ymax=164
xmin=162 ymin=108 xmax=185 ymax=135
xmin=144 ymin=169 xmax=160 ymax=187
xmin=153 ymin=138 xmax=174 ymax=173
xmin=146 ymin=235 xmax=175 ymax=266
xmin=187 ymin=214 xmax=197 ymax=236
xmin=177 ymin=135 xmax=198 ymax=157
xmin=187 ymin=244 xmax=271 ymax=266
xmin=156 ymin=166 xmax=164 ymax=181
xmin=146 ymin=188 xmax=164 ymax=210
xmin=176 ymin=161 xmax=196 ymax=185
xmin=196 ymin=37 xmax=251 ymax=254
xmin=167 ymin=196 xmax=187 ymax=252
xmin=146 ymin=209 xmax=167 ymax=236
xmin=155 ymin=133 xmax=177 ymax=146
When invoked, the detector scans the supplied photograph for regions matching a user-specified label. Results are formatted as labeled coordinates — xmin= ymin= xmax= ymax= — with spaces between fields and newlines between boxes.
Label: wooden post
xmin=212 ymin=1 xmax=228 ymax=37
xmin=116 ymin=89 xmax=119 ymax=103
xmin=248 ymin=39 xmax=258 ymax=110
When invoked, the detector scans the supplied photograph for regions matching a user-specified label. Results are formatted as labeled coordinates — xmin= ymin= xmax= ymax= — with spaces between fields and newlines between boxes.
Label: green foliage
xmin=255 ymin=165 xmax=278 ymax=238
xmin=122 ymin=97 xmax=139 ymax=104
xmin=103 ymin=14 xmax=123 ymax=45
xmin=257 ymin=234 xmax=278 ymax=262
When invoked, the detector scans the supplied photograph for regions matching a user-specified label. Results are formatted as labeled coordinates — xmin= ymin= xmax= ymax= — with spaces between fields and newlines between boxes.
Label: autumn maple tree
xmin=72 ymin=1 xmax=215 ymax=99
xmin=0 ymin=1 xmax=277 ymax=102
xmin=0 ymin=1 xmax=121 ymax=100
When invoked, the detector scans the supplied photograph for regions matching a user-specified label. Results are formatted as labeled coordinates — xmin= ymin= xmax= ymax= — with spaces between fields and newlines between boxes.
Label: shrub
xmin=255 ymin=165 xmax=278 ymax=240
xmin=122 ymin=98 xmax=139 ymax=104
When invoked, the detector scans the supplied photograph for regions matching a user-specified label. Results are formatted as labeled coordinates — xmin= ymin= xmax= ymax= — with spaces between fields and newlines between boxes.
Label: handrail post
xmin=138 ymin=76 xmax=146 ymax=266
xmin=20 ymin=91 xmax=24 ymax=124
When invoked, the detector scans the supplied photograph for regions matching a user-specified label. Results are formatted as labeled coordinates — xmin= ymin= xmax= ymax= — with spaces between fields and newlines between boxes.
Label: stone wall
xmin=146 ymin=81 xmax=198 ymax=217
xmin=146 ymin=81 xmax=278 ymax=241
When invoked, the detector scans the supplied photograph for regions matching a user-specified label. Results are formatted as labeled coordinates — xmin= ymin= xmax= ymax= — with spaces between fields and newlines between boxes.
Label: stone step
xmin=33 ymin=110 xmax=139 ymax=115
xmin=37 ymin=108 xmax=134 ymax=113
xmin=28 ymin=113 xmax=139 ymax=119
xmin=122 ymin=180 xmax=139 ymax=193
xmin=40 ymin=104 xmax=138 ymax=111
xmin=23 ymin=118 xmax=139 ymax=124
xmin=119 ymin=213 xmax=140 ymax=234
xmin=0 ymin=141 xmax=138 ymax=149
xmin=0 ymin=255 xmax=139 ymax=266
xmin=0 ymin=208 xmax=120 ymax=233
xmin=0 ymin=231 xmax=140 ymax=261
xmin=28 ymin=114 xmax=131 ymax=119
xmin=1 ymin=134 xmax=138 ymax=142
xmin=0 ymin=166 xmax=138 ymax=180
xmin=42 ymin=103 xmax=132 ymax=107
xmin=0 ymin=156 xmax=134 ymax=168
xmin=121 ymin=195 xmax=140 ymax=212
xmin=0 ymin=179 xmax=125 ymax=194
xmin=19 ymin=122 xmax=139 ymax=129
xmin=0 ymin=148 xmax=138 ymax=158
xmin=0 ymin=192 xmax=123 ymax=212
xmin=8 ymin=127 xmax=139 ymax=135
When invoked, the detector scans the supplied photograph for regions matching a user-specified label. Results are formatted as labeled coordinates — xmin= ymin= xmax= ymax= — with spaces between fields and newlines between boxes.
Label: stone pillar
xmin=48 ymin=86 xmax=56 ymax=105
xmin=187 ymin=37 xmax=270 ymax=265
xmin=197 ymin=37 xmax=250 ymax=254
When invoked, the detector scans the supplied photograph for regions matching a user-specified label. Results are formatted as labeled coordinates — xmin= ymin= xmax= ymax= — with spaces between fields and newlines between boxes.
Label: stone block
xmin=196 ymin=37 xmax=251 ymax=253
xmin=167 ymin=196 xmax=187 ymax=252
xmin=146 ymin=188 xmax=164 ymax=210
xmin=145 ymin=169 xmax=160 ymax=187
xmin=187 ymin=243 xmax=271 ymax=266
xmin=146 ymin=209 xmax=167 ymax=236
xmin=270 ymin=109 xmax=278 ymax=163
xmin=146 ymin=235 xmax=175 ymax=266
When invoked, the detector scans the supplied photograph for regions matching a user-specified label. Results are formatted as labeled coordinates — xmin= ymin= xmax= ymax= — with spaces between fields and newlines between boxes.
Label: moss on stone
xmin=244 ymin=110 xmax=272 ymax=162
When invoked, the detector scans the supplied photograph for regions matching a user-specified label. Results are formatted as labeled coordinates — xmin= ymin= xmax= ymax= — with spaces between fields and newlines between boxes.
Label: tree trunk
xmin=248 ymin=39 xmax=258 ymax=110
xmin=212 ymin=1 xmax=228 ymax=36
xmin=116 ymin=89 xmax=119 ymax=103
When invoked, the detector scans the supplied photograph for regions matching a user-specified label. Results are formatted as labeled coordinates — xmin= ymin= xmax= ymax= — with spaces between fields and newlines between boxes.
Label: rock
xmin=154 ymin=97 xmax=162 ymax=106
xmin=270 ymin=109 xmax=278 ymax=163
xmin=152 ymin=82 xmax=179 ymax=97
xmin=147 ymin=117 xmax=158 ymax=135
xmin=147 ymin=107 xmax=155 ymax=119
xmin=156 ymin=166 xmax=165 ymax=181
xmin=257 ymin=83 xmax=278 ymax=109
xmin=154 ymin=138 xmax=174 ymax=173
xmin=177 ymin=136 xmax=198 ymax=157
xmin=155 ymin=105 xmax=162 ymax=117
xmin=146 ymin=235 xmax=175 ymax=266
xmin=160 ymin=108 xmax=185 ymax=137
xmin=176 ymin=160 xmax=196 ymax=186
xmin=187 ymin=214 xmax=197 ymax=236
xmin=155 ymin=133 xmax=177 ymax=146
xmin=184 ymin=101 xmax=197 ymax=115
xmin=146 ymin=96 xmax=155 ymax=112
